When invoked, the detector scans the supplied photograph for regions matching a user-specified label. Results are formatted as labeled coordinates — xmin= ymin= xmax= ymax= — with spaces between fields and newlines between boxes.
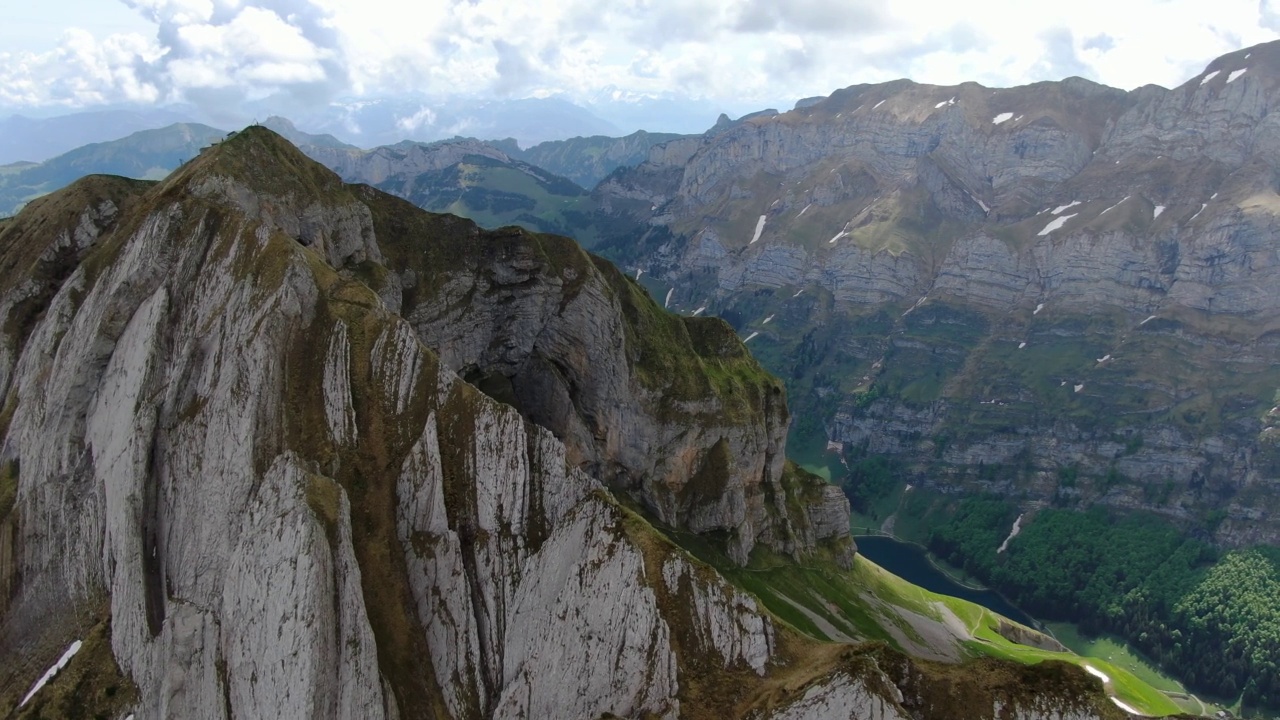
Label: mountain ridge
xmin=0 ymin=124 xmax=1151 ymax=719
xmin=581 ymin=38 xmax=1280 ymax=546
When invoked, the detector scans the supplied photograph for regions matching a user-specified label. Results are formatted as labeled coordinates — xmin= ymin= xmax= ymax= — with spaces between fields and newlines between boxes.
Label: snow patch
xmin=934 ymin=97 xmax=955 ymax=109
xmin=997 ymin=514 xmax=1024 ymax=553
xmin=747 ymin=213 xmax=762 ymax=244
xmin=1153 ymin=205 xmax=1166 ymax=219
xmin=1140 ymin=315 xmax=1157 ymax=325
xmin=1099 ymin=196 xmax=1130 ymax=216
xmin=1200 ymin=70 xmax=1220 ymax=85
xmin=1018 ymin=342 xmax=1026 ymax=349
xmin=749 ymin=214 xmax=767 ymax=244
xmin=1229 ymin=68 xmax=1247 ymax=83
xmin=1111 ymin=697 xmax=1142 ymax=715
xmin=829 ymin=231 xmax=845 ymax=244
xmin=792 ymin=289 xmax=804 ymax=298
xmin=1038 ymin=213 xmax=1076 ymax=236
xmin=635 ymin=268 xmax=643 ymax=280
xmin=1189 ymin=203 xmax=1207 ymax=221
xmin=762 ymin=314 xmax=775 ymax=324
xmin=692 ymin=306 xmax=706 ymax=316
xmin=1034 ymin=303 xmax=1045 ymax=315
xmin=797 ymin=203 xmax=812 ymax=217
xmin=1051 ymin=200 xmax=1080 ymax=215
xmin=992 ymin=112 xmax=1014 ymax=124
xmin=1074 ymin=384 xmax=1085 ymax=393
xmin=873 ymin=100 xmax=885 ymax=109
xmin=664 ymin=288 xmax=674 ymax=309
xmin=1014 ymin=114 xmax=1024 ymax=122
xmin=743 ymin=331 xmax=760 ymax=343
xmin=1097 ymin=354 xmax=1112 ymax=363
xmin=21 ymin=640 xmax=83 ymax=707
xmin=1084 ymin=665 xmax=1110 ymax=684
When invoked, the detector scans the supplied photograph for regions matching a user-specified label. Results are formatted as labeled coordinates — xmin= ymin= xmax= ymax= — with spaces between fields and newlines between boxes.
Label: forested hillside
xmin=929 ymin=499 xmax=1280 ymax=711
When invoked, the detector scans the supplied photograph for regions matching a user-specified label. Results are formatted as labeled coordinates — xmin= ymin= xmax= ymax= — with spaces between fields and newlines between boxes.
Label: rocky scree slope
xmin=586 ymin=39 xmax=1280 ymax=546
xmin=0 ymin=127 xmax=1140 ymax=720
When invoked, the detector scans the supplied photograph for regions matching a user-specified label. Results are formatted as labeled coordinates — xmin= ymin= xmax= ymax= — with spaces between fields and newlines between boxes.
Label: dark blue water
xmin=855 ymin=535 xmax=1038 ymax=628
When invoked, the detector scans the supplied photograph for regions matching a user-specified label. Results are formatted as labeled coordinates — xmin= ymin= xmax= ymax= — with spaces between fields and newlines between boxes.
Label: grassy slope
xmin=435 ymin=161 xmax=587 ymax=230
xmin=376 ymin=155 xmax=601 ymax=241
xmin=663 ymin=520 xmax=1183 ymax=717
xmin=1045 ymin=622 xmax=1225 ymax=715
xmin=4 ymin=612 xmax=138 ymax=720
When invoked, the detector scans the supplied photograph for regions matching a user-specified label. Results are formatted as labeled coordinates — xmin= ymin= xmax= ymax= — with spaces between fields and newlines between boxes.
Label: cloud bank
xmin=1 ymin=0 xmax=1277 ymax=117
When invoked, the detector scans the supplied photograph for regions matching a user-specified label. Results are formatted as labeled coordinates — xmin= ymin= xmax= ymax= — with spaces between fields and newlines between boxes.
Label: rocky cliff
xmin=588 ymin=39 xmax=1280 ymax=546
xmin=0 ymin=127 xmax=1137 ymax=719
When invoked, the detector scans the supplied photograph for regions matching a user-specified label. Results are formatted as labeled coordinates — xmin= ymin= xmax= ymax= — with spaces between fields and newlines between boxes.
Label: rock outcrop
xmin=348 ymin=196 xmax=847 ymax=564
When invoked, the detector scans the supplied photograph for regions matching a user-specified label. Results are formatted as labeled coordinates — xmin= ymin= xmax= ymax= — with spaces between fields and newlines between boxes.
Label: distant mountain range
xmin=0 ymin=108 xmax=200 ymax=165
xmin=0 ymin=93 xmax=742 ymax=167
xmin=283 ymin=96 xmax=624 ymax=149
xmin=0 ymin=115 xmax=693 ymax=220
xmin=513 ymin=130 xmax=685 ymax=189
xmin=0 ymin=123 xmax=227 ymax=216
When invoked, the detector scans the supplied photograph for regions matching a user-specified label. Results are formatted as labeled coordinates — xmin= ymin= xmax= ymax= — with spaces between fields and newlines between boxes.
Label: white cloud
xmin=0 ymin=28 xmax=163 ymax=107
xmin=395 ymin=106 xmax=436 ymax=132
xmin=165 ymin=5 xmax=332 ymax=89
xmin=1 ymin=0 xmax=1278 ymax=115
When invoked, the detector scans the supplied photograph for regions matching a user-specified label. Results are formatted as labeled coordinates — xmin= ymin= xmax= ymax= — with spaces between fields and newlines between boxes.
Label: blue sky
xmin=1 ymin=0 xmax=1278 ymax=118
xmin=3 ymin=1 xmax=152 ymax=53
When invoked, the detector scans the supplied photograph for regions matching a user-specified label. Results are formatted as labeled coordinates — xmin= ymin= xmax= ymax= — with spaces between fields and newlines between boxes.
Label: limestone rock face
xmin=0 ymin=128 xmax=850 ymax=720
xmin=364 ymin=210 xmax=847 ymax=565
xmin=759 ymin=670 xmax=909 ymax=720
xmin=0 ymin=128 xmax=1134 ymax=720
